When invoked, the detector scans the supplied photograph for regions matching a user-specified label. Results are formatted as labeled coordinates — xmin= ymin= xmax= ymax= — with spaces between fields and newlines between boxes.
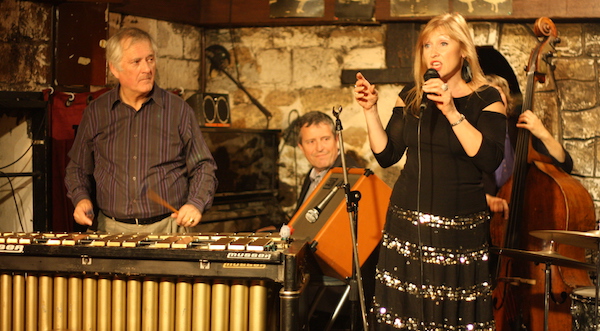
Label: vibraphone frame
xmin=0 ymin=234 xmax=309 ymax=331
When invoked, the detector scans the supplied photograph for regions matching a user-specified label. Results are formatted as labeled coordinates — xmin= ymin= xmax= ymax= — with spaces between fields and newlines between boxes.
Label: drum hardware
xmin=491 ymin=240 xmax=595 ymax=331
xmin=571 ymin=286 xmax=600 ymax=331
xmin=490 ymin=246 xmax=595 ymax=271
xmin=496 ymin=276 xmax=536 ymax=286
xmin=530 ymin=229 xmax=600 ymax=330
xmin=530 ymin=229 xmax=600 ymax=250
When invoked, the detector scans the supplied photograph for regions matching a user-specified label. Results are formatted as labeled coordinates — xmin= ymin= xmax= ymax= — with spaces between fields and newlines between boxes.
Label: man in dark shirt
xmin=65 ymin=27 xmax=217 ymax=233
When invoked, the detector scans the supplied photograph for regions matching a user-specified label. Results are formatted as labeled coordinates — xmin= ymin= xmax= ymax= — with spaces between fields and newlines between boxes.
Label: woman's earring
xmin=461 ymin=59 xmax=472 ymax=83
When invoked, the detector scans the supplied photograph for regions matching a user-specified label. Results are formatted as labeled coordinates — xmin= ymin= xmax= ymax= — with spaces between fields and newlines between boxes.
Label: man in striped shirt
xmin=65 ymin=27 xmax=217 ymax=234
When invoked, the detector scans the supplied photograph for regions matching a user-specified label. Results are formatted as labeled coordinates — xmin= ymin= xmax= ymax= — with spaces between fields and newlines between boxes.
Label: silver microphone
xmin=305 ymin=185 xmax=340 ymax=223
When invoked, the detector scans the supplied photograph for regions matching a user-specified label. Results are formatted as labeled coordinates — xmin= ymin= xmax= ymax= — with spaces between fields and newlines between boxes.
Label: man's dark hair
xmin=296 ymin=111 xmax=335 ymax=145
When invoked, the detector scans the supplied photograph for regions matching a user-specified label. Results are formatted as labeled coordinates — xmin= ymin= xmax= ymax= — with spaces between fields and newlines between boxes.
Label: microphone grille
xmin=305 ymin=209 xmax=319 ymax=223
xmin=424 ymin=68 xmax=440 ymax=81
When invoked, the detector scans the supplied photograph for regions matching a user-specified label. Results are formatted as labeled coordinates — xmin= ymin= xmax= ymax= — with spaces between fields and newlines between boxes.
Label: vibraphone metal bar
xmin=0 ymin=232 xmax=308 ymax=331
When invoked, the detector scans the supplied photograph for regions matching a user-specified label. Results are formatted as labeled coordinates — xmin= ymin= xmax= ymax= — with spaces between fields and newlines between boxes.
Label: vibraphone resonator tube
xmin=0 ymin=231 xmax=306 ymax=331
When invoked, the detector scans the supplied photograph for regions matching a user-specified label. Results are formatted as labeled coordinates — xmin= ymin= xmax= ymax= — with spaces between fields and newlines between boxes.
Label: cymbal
xmin=490 ymin=247 xmax=595 ymax=270
xmin=530 ymin=230 xmax=600 ymax=250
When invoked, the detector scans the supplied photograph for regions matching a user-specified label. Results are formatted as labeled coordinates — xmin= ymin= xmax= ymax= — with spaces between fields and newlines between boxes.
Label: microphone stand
xmin=332 ymin=106 xmax=368 ymax=330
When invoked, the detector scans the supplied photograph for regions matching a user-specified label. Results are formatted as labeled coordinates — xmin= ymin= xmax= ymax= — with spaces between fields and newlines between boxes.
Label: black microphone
xmin=420 ymin=68 xmax=440 ymax=110
xmin=305 ymin=185 xmax=340 ymax=223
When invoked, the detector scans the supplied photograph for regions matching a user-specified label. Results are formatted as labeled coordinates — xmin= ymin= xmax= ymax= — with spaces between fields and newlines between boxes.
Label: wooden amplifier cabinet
xmin=288 ymin=167 xmax=391 ymax=280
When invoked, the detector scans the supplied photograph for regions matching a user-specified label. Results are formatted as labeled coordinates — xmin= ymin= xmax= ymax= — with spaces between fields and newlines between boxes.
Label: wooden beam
xmin=197 ymin=0 xmax=600 ymax=27
xmin=36 ymin=0 xmax=600 ymax=27
xmin=341 ymin=23 xmax=417 ymax=85
xmin=55 ymin=2 xmax=108 ymax=86
xmin=342 ymin=68 xmax=413 ymax=86
xmin=109 ymin=0 xmax=202 ymax=26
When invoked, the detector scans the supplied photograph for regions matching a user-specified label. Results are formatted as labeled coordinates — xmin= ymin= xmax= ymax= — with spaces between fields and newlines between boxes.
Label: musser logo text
xmin=0 ymin=244 xmax=24 ymax=253
xmin=226 ymin=252 xmax=271 ymax=260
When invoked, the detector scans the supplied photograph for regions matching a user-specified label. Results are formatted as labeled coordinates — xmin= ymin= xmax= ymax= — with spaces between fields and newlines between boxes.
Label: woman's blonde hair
xmin=407 ymin=13 xmax=486 ymax=115
xmin=485 ymin=74 xmax=515 ymax=116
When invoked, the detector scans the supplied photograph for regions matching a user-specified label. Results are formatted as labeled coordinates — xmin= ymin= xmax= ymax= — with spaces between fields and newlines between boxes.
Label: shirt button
xmin=132 ymin=176 xmax=137 ymax=181
xmin=133 ymin=155 xmax=137 ymax=160
xmin=133 ymin=134 xmax=138 ymax=138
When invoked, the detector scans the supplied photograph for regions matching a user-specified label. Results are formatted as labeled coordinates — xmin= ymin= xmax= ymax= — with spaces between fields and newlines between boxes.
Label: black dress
xmin=372 ymin=85 xmax=505 ymax=330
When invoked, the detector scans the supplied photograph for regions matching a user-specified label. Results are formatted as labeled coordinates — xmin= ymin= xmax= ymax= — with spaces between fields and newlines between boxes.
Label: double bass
xmin=490 ymin=17 xmax=596 ymax=331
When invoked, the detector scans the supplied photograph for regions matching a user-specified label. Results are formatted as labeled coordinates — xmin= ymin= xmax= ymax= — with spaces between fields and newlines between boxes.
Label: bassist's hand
xmin=486 ymin=194 xmax=509 ymax=221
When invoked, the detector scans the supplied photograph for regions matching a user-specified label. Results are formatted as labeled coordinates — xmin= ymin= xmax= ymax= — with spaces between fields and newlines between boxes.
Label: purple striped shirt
xmin=65 ymin=85 xmax=218 ymax=219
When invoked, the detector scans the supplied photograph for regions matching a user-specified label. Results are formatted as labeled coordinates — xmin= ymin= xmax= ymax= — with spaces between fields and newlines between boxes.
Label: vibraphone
xmin=0 ymin=232 xmax=308 ymax=331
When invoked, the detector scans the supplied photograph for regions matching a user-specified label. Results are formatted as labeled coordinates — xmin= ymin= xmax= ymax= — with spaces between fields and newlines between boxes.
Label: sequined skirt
xmin=372 ymin=206 xmax=496 ymax=331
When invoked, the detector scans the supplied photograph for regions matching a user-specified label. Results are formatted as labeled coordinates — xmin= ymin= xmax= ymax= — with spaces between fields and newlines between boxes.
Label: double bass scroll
xmin=490 ymin=17 xmax=597 ymax=331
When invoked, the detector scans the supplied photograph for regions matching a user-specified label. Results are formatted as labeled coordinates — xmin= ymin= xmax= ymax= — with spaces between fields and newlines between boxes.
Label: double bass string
xmin=504 ymin=68 xmax=534 ymax=250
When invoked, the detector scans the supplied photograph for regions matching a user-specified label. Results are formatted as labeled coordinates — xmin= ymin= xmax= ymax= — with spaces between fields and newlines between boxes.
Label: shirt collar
xmin=308 ymin=152 xmax=340 ymax=181
xmin=309 ymin=167 xmax=328 ymax=182
xmin=109 ymin=83 xmax=160 ymax=110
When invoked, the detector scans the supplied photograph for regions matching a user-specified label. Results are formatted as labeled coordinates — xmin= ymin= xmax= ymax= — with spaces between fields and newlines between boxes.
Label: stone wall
xmin=554 ymin=24 xmax=600 ymax=219
xmin=204 ymin=25 xmax=397 ymax=217
xmin=0 ymin=0 xmax=51 ymax=92
xmin=1 ymin=0 xmax=599 ymax=230
xmin=0 ymin=0 xmax=52 ymax=232
xmin=204 ymin=22 xmax=600 ymax=220
xmin=107 ymin=14 xmax=204 ymax=98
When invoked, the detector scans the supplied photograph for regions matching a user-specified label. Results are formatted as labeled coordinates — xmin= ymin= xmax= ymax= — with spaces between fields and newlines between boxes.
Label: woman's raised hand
xmin=354 ymin=72 xmax=378 ymax=111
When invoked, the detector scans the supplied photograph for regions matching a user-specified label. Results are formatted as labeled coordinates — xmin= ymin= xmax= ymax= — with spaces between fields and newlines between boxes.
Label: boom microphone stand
xmin=332 ymin=106 xmax=369 ymax=330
